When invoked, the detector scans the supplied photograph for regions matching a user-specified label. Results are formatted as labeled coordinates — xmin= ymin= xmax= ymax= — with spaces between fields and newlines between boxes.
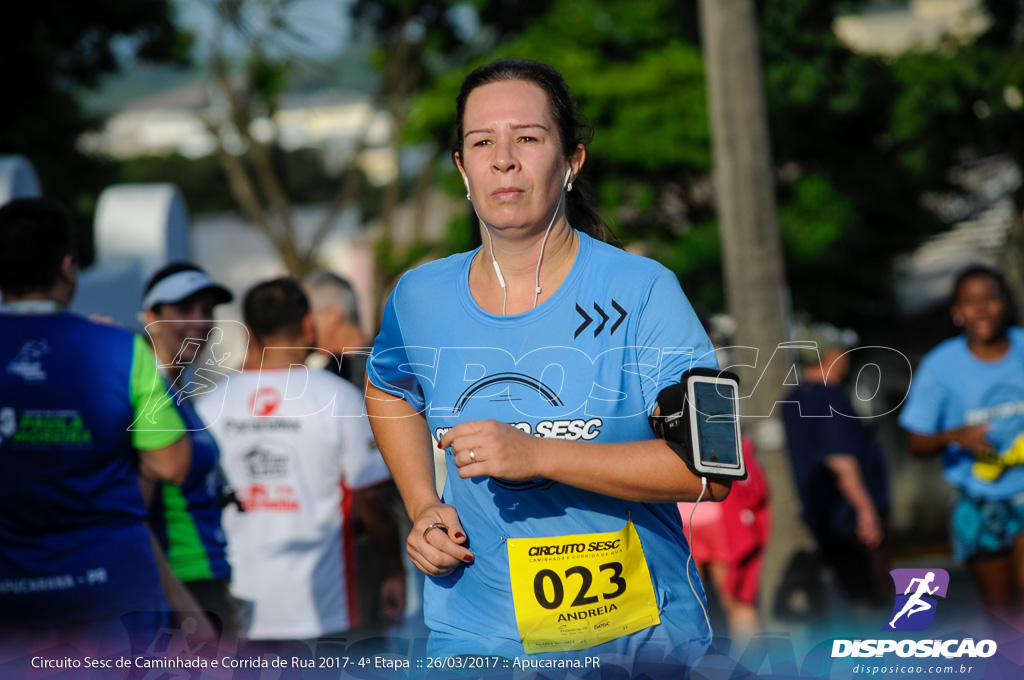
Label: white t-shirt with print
xmin=197 ymin=367 xmax=390 ymax=640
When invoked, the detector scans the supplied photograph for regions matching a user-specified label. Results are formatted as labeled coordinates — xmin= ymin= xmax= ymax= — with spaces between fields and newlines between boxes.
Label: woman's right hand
xmin=407 ymin=503 xmax=474 ymax=577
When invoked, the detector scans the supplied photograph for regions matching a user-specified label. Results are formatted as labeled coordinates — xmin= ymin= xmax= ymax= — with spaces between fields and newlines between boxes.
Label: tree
xmin=199 ymin=0 xmax=360 ymax=275
xmin=761 ymin=0 xmax=1024 ymax=327
xmin=406 ymin=0 xmax=717 ymax=271
xmin=698 ymin=0 xmax=789 ymax=422
xmin=0 ymin=1 xmax=188 ymax=236
xmin=195 ymin=0 xmax=1020 ymax=328
xmin=757 ymin=0 xmax=942 ymax=331
xmin=410 ymin=0 xmax=1023 ymax=336
xmin=884 ymin=0 xmax=1024 ymax=296
xmin=199 ymin=0 xmax=546 ymax=319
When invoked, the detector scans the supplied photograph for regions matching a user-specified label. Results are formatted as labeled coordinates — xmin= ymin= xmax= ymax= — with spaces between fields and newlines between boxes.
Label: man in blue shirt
xmin=0 ymin=198 xmax=189 ymax=651
xmin=781 ymin=332 xmax=890 ymax=606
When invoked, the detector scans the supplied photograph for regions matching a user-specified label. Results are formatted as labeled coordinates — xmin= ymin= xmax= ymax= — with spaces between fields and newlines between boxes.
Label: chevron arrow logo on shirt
xmin=575 ymin=300 xmax=628 ymax=339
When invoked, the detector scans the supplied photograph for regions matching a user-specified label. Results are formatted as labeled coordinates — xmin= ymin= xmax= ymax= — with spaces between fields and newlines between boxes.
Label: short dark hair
xmin=453 ymin=58 xmax=609 ymax=242
xmin=0 ymin=198 xmax=76 ymax=296
xmin=243 ymin=278 xmax=309 ymax=341
xmin=952 ymin=264 xmax=1018 ymax=328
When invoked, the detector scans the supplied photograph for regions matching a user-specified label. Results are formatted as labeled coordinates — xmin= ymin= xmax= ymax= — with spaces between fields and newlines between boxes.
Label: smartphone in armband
xmin=685 ymin=369 xmax=746 ymax=480
xmin=651 ymin=368 xmax=746 ymax=480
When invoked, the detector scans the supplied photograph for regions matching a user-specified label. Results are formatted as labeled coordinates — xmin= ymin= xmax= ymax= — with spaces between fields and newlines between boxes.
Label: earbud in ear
xmin=564 ymin=167 xmax=573 ymax=192
xmin=462 ymin=175 xmax=471 ymax=200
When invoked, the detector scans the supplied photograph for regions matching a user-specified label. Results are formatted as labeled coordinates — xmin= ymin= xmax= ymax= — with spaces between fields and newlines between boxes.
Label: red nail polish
xmin=453 ymin=531 xmax=465 ymax=540
xmin=464 ymin=554 xmax=474 ymax=563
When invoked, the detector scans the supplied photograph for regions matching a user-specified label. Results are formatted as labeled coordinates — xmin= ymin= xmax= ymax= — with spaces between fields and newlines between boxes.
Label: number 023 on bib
xmin=506 ymin=519 xmax=661 ymax=653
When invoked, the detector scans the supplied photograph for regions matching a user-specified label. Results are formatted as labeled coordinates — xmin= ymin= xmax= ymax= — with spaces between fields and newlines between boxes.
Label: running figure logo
xmin=884 ymin=568 xmax=950 ymax=632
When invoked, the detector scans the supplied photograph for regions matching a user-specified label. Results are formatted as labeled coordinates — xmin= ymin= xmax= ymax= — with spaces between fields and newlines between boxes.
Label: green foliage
xmin=756 ymin=0 xmax=954 ymax=328
xmin=374 ymin=234 xmax=435 ymax=288
xmin=497 ymin=0 xmax=709 ymax=174
xmin=889 ymin=44 xmax=1023 ymax=184
xmin=778 ymin=174 xmax=852 ymax=263
xmin=442 ymin=211 xmax=479 ymax=255
xmin=411 ymin=0 xmax=1024 ymax=334
xmin=886 ymin=0 xmax=1024 ymax=190
xmin=649 ymin=221 xmax=724 ymax=314
xmin=247 ymin=54 xmax=291 ymax=115
xmin=116 ymin=154 xmax=234 ymax=213
xmin=565 ymin=43 xmax=709 ymax=172
xmin=11 ymin=0 xmax=1020 ymax=336
xmin=409 ymin=0 xmax=709 ymax=174
xmin=0 ymin=1 xmax=189 ymax=217
xmin=407 ymin=0 xmax=1023 ymax=334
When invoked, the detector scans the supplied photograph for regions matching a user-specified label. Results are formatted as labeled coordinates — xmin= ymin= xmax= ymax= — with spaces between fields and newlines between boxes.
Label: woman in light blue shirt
xmin=900 ymin=264 xmax=1024 ymax=621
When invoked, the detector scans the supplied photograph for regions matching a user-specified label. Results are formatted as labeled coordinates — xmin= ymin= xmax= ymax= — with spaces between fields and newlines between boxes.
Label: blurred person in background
xmin=303 ymin=270 xmax=368 ymax=386
xmin=781 ymin=327 xmax=891 ymax=608
xmin=140 ymin=262 xmax=240 ymax=639
xmin=303 ymin=269 xmax=414 ymax=638
xmin=197 ymin=278 xmax=404 ymax=642
xmin=900 ymin=265 xmax=1024 ymax=622
xmin=0 ymin=198 xmax=189 ymax=649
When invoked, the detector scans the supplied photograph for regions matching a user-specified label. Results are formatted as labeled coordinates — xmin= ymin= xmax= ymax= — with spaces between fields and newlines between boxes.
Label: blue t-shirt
xmin=0 ymin=306 xmax=183 ymax=627
xmin=149 ymin=393 xmax=231 ymax=583
xmin=369 ymin=232 xmax=717 ymax=662
xmin=781 ymin=382 xmax=889 ymax=544
xmin=899 ymin=328 xmax=1024 ymax=499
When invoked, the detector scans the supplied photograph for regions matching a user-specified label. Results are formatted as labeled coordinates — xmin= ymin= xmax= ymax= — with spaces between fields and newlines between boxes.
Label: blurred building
xmin=79 ymin=83 xmax=397 ymax=186
xmin=834 ymin=0 xmax=991 ymax=56
xmin=187 ymin=188 xmax=456 ymax=345
xmin=896 ymin=156 xmax=1023 ymax=315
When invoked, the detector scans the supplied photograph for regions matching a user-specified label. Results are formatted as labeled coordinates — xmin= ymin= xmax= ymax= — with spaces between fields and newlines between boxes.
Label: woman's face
xmin=456 ymin=79 xmax=582 ymax=235
xmin=146 ymin=291 xmax=218 ymax=364
xmin=953 ymin=274 xmax=1006 ymax=342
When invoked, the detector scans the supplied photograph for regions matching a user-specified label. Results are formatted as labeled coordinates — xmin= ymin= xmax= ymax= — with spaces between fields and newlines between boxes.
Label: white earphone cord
xmin=482 ymin=225 xmax=508 ymax=315
xmin=473 ymin=167 xmax=572 ymax=315
xmin=685 ymin=477 xmax=714 ymax=645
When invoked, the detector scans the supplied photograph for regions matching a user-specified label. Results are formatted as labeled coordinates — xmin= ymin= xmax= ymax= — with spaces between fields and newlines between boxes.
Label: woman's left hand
xmin=439 ymin=420 xmax=543 ymax=481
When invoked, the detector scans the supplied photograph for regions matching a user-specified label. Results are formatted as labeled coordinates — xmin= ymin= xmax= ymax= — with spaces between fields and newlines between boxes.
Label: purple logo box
xmin=883 ymin=568 xmax=950 ymax=632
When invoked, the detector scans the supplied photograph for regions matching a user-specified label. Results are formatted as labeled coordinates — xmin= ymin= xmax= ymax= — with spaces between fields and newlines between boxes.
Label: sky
xmin=87 ymin=0 xmax=363 ymax=113
xmin=174 ymin=0 xmax=354 ymax=61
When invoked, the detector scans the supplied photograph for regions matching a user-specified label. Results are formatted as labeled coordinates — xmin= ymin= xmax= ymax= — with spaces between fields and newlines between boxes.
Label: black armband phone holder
xmin=649 ymin=367 xmax=746 ymax=480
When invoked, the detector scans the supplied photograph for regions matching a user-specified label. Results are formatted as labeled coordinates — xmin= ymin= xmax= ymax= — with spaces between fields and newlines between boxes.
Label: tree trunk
xmin=699 ymin=0 xmax=790 ymax=415
xmin=699 ymin=0 xmax=809 ymax=631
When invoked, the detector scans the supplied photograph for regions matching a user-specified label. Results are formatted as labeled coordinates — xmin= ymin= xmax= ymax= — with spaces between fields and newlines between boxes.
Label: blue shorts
xmin=950 ymin=491 xmax=1024 ymax=561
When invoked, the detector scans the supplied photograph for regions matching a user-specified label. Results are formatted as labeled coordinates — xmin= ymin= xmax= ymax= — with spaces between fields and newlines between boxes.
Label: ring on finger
xmin=469 ymin=449 xmax=477 ymax=463
xmin=423 ymin=522 xmax=449 ymax=540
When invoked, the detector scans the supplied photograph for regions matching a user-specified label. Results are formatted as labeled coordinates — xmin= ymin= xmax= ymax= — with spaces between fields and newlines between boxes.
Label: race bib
xmin=507 ymin=519 xmax=660 ymax=654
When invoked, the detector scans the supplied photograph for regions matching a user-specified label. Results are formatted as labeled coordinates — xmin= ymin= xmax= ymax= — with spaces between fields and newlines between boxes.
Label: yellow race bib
xmin=507 ymin=519 xmax=660 ymax=654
